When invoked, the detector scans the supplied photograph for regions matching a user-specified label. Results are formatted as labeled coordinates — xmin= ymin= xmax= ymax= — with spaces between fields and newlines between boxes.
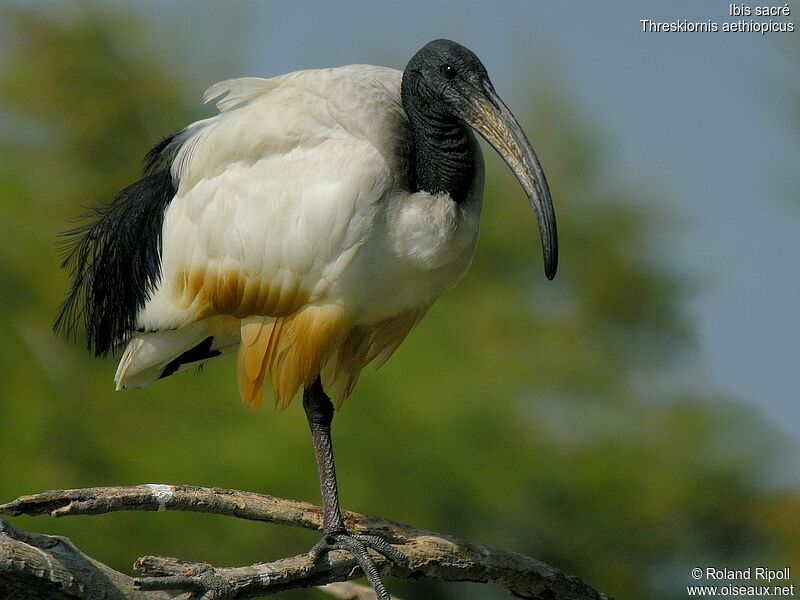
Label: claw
xmin=349 ymin=533 xmax=408 ymax=566
xmin=310 ymin=531 xmax=405 ymax=600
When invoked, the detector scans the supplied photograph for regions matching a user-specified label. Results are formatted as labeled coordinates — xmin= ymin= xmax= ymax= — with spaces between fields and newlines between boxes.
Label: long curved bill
xmin=460 ymin=83 xmax=558 ymax=280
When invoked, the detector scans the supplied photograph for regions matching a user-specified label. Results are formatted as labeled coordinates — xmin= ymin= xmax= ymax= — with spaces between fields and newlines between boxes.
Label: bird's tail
xmin=114 ymin=316 xmax=240 ymax=389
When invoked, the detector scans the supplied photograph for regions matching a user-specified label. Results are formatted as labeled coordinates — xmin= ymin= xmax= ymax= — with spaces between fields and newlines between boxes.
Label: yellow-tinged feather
xmin=205 ymin=315 xmax=241 ymax=341
xmin=240 ymin=315 xmax=265 ymax=347
xmin=256 ymin=280 xmax=273 ymax=313
xmin=237 ymin=316 xmax=274 ymax=409
xmin=230 ymin=298 xmax=429 ymax=411
xmin=323 ymin=307 xmax=430 ymax=407
xmin=235 ymin=305 xmax=349 ymax=409
xmin=274 ymin=276 xmax=300 ymax=316
xmin=265 ymin=282 xmax=283 ymax=316
xmin=245 ymin=324 xmax=273 ymax=380
xmin=175 ymin=268 xmax=309 ymax=324
xmin=271 ymin=304 xmax=348 ymax=409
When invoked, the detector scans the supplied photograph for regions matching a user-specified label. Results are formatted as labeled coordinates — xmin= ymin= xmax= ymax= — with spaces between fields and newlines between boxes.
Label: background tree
xmin=1 ymin=6 xmax=797 ymax=599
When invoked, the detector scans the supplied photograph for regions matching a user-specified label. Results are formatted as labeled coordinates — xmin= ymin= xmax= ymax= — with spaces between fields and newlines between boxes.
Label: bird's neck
xmin=402 ymin=90 xmax=475 ymax=203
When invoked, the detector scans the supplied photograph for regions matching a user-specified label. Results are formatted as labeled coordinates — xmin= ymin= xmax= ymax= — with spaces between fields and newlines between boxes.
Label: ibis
xmin=56 ymin=39 xmax=558 ymax=598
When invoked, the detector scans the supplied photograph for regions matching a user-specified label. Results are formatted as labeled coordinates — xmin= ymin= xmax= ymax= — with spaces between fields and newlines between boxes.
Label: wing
xmin=54 ymin=161 xmax=177 ymax=356
xmin=56 ymin=65 xmax=407 ymax=358
xmin=138 ymin=66 xmax=406 ymax=332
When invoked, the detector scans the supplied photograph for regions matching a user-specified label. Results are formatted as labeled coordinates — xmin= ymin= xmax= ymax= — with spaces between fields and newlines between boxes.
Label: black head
xmin=402 ymin=39 xmax=558 ymax=280
xmin=402 ymin=39 xmax=492 ymax=117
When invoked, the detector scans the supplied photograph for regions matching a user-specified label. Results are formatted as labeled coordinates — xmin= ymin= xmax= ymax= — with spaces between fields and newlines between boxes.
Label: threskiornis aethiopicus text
xmin=56 ymin=39 xmax=558 ymax=598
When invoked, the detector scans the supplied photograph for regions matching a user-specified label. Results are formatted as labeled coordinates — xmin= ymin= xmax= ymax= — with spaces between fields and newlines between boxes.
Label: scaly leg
xmin=303 ymin=377 xmax=405 ymax=599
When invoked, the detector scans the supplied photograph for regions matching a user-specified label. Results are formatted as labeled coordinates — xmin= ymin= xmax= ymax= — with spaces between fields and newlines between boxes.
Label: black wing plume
xmin=54 ymin=132 xmax=183 ymax=356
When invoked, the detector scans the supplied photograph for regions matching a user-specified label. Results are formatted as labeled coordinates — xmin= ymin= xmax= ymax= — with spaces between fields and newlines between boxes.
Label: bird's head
xmin=402 ymin=39 xmax=558 ymax=280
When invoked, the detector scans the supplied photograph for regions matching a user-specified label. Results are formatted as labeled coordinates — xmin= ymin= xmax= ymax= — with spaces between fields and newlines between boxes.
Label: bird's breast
xmin=339 ymin=185 xmax=482 ymax=325
xmin=386 ymin=190 xmax=480 ymax=270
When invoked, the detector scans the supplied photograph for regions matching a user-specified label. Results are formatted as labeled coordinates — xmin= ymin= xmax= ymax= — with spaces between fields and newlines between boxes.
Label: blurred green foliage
xmin=0 ymin=7 xmax=797 ymax=600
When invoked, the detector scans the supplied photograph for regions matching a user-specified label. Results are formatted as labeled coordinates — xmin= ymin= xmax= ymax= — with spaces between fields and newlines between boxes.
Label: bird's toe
xmin=310 ymin=531 xmax=405 ymax=600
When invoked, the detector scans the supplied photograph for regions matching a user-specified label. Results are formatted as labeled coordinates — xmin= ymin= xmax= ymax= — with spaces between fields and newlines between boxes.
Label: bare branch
xmin=0 ymin=518 xmax=169 ymax=600
xmin=1 ymin=485 xmax=611 ymax=600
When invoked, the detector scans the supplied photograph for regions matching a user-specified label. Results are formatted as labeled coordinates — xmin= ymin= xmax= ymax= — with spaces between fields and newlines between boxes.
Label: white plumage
xmin=116 ymin=66 xmax=484 ymax=407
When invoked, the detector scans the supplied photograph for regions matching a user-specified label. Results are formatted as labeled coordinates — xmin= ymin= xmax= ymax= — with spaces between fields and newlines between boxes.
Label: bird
xmin=55 ymin=39 xmax=557 ymax=599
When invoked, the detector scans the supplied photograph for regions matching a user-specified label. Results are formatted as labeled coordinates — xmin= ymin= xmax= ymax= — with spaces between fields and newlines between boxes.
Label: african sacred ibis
xmin=56 ymin=39 xmax=557 ymax=598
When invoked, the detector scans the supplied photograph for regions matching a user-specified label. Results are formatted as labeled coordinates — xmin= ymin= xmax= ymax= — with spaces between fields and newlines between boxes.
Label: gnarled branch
xmin=1 ymin=484 xmax=611 ymax=599
xmin=0 ymin=518 xmax=170 ymax=600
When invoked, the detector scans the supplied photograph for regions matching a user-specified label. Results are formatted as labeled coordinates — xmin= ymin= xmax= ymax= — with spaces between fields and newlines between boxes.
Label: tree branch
xmin=1 ymin=485 xmax=611 ymax=600
xmin=0 ymin=518 xmax=170 ymax=600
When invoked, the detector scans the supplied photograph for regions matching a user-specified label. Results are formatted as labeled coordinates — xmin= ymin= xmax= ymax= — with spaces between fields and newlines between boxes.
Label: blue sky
xmin=105 ymin=0 xmax=800 ymax=445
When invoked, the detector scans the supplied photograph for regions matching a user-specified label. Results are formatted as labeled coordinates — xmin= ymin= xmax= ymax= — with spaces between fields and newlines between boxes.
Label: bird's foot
xmin=310 ymin=530 xmax=406 ymax=600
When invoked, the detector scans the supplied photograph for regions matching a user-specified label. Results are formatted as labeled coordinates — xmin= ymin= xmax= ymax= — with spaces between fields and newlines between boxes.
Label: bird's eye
xmin=441 ymin=64 xmax=456 ymax=80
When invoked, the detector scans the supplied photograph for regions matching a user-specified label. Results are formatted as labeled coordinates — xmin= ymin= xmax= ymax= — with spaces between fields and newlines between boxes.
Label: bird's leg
xmin=303 ymin=377 xmax=405 ymax=600
xmin=303 ymin=377 xmax=346 ymax=534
